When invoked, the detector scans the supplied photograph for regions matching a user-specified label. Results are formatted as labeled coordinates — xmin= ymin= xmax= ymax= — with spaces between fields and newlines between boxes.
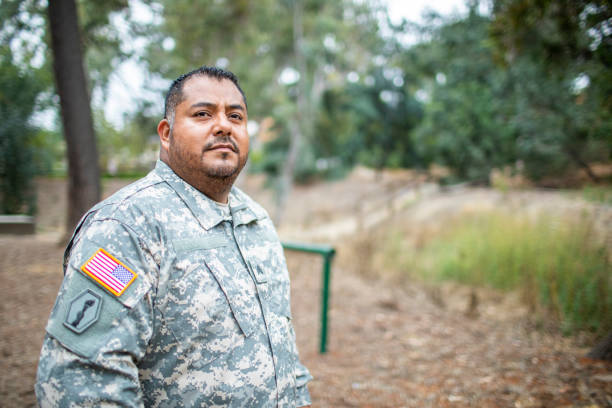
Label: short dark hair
xmin=164 ymin=66 xmax=247 ymax=123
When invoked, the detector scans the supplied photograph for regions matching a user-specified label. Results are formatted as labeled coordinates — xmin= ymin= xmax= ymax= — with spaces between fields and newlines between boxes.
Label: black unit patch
xmin=63 ymin=289 xmax=103 ymax=334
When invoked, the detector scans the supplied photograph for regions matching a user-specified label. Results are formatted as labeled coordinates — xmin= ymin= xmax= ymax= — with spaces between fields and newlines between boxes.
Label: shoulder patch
xmin=80 ymin=248 xmax=137 ymax=297
xmin=63 ymin=289 xmax=102 ymax=334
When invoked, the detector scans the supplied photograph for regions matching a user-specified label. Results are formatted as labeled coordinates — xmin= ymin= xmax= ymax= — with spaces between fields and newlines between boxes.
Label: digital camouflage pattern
xmin=36 ymin=160 xmax=312 ymax=407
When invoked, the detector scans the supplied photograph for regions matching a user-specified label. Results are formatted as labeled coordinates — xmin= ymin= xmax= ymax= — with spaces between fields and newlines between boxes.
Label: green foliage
xmin=405 ymin=10 xmax=519 ymax=182
xmin=382 ymin=210 xmax=611 ymax=334
xmin=0 ymin=0 xmax=142 ymax=179
xmin=0 ymin=46 xmax=46 ymax=214
xmin=2 ymin=0 xmax=610 ymax=188
xmin=490 ymin=0 xmax=612 ymax=179
xmin=402 ymin=1 xmax=611 ymax=183
xmin=315 ymin=71 xmax=423 ymax=171
xmin=0 ymin=0 xmax=132 ymax=100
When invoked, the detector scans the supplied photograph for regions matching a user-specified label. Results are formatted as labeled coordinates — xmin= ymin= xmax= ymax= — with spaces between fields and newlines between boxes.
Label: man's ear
xmin=157 ymin=118 xmax=171 ymax=152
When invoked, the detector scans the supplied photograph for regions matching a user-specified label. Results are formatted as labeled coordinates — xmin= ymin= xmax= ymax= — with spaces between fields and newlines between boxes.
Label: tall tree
xmin=47 ymin=0 xmax=100 ymax=232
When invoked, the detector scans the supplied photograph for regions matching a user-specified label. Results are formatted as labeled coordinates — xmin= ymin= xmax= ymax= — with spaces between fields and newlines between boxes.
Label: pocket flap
xmin=204 ymin=258 xmax=257 ymax=338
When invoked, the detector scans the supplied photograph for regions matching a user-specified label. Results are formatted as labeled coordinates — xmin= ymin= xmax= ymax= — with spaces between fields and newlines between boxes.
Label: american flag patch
xmin=81 ymin=248 xmax=137 ymax=297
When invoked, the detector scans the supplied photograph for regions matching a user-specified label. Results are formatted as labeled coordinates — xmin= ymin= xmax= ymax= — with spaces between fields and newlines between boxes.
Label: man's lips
xmin=206 ymin=143 xmax=236 ymax=153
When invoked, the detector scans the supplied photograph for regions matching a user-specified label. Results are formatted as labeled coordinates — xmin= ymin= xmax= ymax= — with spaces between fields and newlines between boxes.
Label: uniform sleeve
xmin=295 ymin=358 xmax=314 ymax=407
xmin=35 ymin=219 xmax=156 ymax=407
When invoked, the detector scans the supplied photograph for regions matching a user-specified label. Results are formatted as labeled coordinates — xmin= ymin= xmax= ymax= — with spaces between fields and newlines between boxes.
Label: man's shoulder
xmin=89 ymin=171 xmax=170 ymax=221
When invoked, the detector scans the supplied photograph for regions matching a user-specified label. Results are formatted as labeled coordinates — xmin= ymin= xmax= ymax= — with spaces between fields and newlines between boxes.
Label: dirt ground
xmin=1 ymin=173 xmax=611 ymax=407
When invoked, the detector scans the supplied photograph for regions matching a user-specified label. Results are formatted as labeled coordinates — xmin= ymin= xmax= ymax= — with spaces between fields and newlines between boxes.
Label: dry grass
xmin=337 ymin=197 xmax=612 ymax=337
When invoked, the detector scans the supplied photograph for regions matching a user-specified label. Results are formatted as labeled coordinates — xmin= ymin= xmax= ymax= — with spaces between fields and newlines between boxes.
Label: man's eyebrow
xmin=189 ymin=102 xmax=245 ymax=112
xmin=228 ymin=104 xmax=245 ymax=112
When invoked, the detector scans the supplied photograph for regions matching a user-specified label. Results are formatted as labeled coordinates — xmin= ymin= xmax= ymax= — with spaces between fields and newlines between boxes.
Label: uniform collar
xmin=153 ymin=160 xmax=260 ymax=230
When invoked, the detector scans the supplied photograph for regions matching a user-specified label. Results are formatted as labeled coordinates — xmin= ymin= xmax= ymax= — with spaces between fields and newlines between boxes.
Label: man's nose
xmin=212 ymin=113 xmax=232 ymax=135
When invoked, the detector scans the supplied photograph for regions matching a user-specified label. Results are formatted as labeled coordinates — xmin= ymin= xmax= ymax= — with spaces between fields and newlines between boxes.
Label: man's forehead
xmin=181 ymin=76 xmax=244 ymax=105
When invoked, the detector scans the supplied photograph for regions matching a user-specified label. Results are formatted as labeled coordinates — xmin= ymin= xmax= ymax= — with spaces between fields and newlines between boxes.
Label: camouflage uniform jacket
xmin=36 ymin=160 xmax=312 ymax=407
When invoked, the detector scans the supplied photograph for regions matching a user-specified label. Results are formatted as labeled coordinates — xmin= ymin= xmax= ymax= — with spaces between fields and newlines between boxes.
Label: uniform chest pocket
xmin=161 ymin=251 xmax=258 ymax=358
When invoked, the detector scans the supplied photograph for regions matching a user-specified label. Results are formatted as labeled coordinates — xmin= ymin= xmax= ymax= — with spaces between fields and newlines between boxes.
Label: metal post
xmin=320 ymin=251 xmax=334 ymax=353
xmin=281 ymin=241 xmax=335 ymax=354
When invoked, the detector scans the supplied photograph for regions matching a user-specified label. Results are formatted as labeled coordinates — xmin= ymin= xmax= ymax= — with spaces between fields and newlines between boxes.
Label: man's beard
xmin=201 ymin=137 xmax=244 ymax=179
xmin=203 ymin=155 xmax=244 ymax=179
xmin=168 ymin=135 xmax=247 ymax=183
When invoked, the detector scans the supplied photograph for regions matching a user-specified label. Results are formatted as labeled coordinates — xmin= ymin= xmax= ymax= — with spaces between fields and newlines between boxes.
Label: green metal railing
xmin=281 ymin=241 xmax=335 ymax=354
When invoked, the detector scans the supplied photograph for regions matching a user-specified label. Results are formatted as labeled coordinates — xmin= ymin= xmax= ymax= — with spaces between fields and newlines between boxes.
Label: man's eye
xmin=195 ymin=111 xmax=210 ymax=117
xmin=229 ymin=113 xmax=243 ymax=120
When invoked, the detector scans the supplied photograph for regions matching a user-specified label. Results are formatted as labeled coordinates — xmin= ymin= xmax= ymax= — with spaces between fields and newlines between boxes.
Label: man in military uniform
xmin=36 ymin=66 xmax=312 ymax=407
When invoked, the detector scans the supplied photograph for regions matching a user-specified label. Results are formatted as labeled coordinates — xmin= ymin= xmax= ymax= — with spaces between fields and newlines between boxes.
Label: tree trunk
xmin=274 ymin=0 xmax=307 ymax=226
xmin=47 ymin=0 xmax=100 ymax=234
xmin=275 ymin=120 xmax=303 ymax=226
xmin=587 ymin=330 xmax=612 ymax=362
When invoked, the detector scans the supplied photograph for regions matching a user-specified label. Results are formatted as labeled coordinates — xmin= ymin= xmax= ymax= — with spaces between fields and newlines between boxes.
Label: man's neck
xmin=161 ymin=158 xmax=236 ymax=203
xmin=192 ymin=175 xmax=236 ymax=204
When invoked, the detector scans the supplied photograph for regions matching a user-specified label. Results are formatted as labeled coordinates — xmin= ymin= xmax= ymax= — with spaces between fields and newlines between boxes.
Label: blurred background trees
xmin=491 ymin=0 xmax=612 ymax=182
xmin=1 ymin=0 xmax=610 ymax=219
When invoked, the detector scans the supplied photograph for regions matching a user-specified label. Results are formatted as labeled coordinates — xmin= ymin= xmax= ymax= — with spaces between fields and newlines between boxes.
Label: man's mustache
xmin=203 ymin=137 xmax=239 ymax=153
